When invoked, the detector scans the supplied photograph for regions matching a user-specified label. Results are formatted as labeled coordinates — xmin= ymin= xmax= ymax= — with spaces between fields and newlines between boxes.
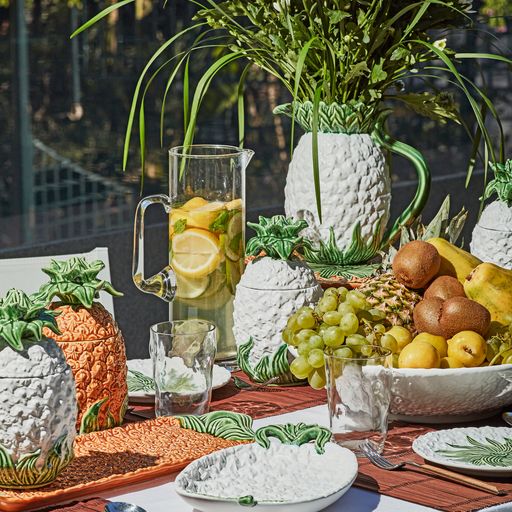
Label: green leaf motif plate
xmin=412 ymin=427 xmax=512 ymax=477
xmin=127 ymin=359 xmax=231 ymax=403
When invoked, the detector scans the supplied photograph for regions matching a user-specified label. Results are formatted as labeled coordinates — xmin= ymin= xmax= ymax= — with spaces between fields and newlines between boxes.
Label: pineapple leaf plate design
xmin=412 ymin=427 xmax=512 ymax=477
xmin=126 ymin=359 xmax=231 ymax=403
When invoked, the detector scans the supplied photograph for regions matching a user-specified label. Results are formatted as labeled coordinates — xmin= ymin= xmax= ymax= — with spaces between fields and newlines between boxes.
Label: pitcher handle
xmin=132 ymin=194 xmax=176 ymax=302
xmin=372 ymin=120 xmax=431 ymax=249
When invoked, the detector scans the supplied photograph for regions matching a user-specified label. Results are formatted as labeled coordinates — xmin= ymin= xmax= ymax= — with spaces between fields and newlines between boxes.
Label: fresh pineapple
xmin=471 ymin=160 xmax=512 ymax=268
xmin=0 ymin=290 xmax=77 ymax=488
xmin=233 ymin=216 xmax=322 ymax=383
xmin=36 ymin=257 xmax=127 ymax=433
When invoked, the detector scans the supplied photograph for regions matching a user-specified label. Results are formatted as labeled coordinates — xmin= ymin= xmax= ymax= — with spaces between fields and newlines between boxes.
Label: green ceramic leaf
xmin=437 ymin=435 xmax=512 ymax=467
xmin=127 ymin=369 xmax=155 ymax=393
xmin=36 ymin=257 xmax=123 ymax=308
xmin=177 ymin=411 xmax=255 ymax=441
xmin=484 ymin=160 xmax=512 ymax=206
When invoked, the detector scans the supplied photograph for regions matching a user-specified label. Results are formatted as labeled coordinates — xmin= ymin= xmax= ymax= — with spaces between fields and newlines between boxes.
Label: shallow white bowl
xmin=390 ymin=364 xmax=512 ymax=423
xmin=175 ymin=441 xmax=358 ymax=512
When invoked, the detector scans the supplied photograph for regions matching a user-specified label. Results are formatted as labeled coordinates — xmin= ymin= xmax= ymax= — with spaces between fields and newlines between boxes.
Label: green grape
xmin=502 ymin=354 xmax=512 ymax=365
xmin=333 ymin=347 xmax=353 ymax=358
xmin=369 ymin=308 xmax=386 ymax=321
xmin=296 ymin=328 xmax=317 ymax=344
xmin=346 ymin=290 xmax=369 ymax=312
xmin=323 ymin=310 xmax=342 ymax=326
xmin=345 ymin=334 xmax=368 ymax=351
xmin=323 ymin=287 xmax=339 ymax=298
xmin=499 ymin=342 xmax=510 ymax=354
xmin=298 ymin=341 xmax=311 ymax=357
xmin=500 ymin=348 xmax=512 ymax=361
xmin=297 ymin=310 xmax=317 ymax=329
xmin=290 ymin=356 xmax=313 ymax=379
xmin=366 ymin=332 xmax=377 ymax=344
xmin=360 ymin=344 xmax=374 ymax=357
xmin=373 ymin=323 xmax=386 ymax=334
xmin=308 ymin=367 xmax=326 ymax=389
xmin=308 ymin=334 xmax=324 ymax=350
xmin=339 ymin=312 xmax=359 ymax=335
xmin=337 ymin=303 xmax=356 ymax=316
xmin=318 ymin=322 xmax=330 ymax=336
xmin=308 ymin=348 xmax=325 ymax=368
xmin=337 ymin=287 xmax=348 ymax=302
xmin=286 ymin=314 xmax=300 ymax=333
xmin=318 ymin=295 xmax=338 ymax=313
xmin=380 ymin=333 xmax=398 ymax=353
xmin=296 ymin=306 xmax=314 ymax=315
xmin=282 ymin=328 xmax=292 ymax=344
xmin=357 ymin=310 xmax=373 ymax=322
xmin=323 ymin=326 xmax=345 ymax=348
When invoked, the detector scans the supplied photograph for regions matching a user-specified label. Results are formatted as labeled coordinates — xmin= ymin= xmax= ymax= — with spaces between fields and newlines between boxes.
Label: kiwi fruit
xmin=424 ymin=276 xmax=466 ymax=301
xmin=392 ymin=241 xmax=441 ymax=289
xmin=413 ymin=297 xmax=445 ymax=336
xmin=438 ymin=297 xmax=490 ymax=338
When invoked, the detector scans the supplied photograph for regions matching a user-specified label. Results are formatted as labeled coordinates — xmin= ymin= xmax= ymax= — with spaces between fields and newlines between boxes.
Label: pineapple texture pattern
xmin=43 ymin=303 xmax=127 ymax=432
xmin=0 ymin=340 xmax=77 ymax=466
xmin=285 ymin=132 xmax=391 ymax=249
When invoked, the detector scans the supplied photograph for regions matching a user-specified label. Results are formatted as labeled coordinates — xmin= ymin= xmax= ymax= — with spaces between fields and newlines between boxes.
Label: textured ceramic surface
xmin=176 ymin=441 xmax=357 ymax=512
xmin=285 ymin=132 xmax=390 ymax=248
xmin=413 ymin=427 xmax=512 ymax=477
xmin=0 ymin=416 xmax=246 ymax=512
xmin=471 ymin=202 xmax=512 ymax=268
xmin=0 ymin=339 xmax=77 ymax=488
xmin=126 ymin=358 xmax=231 ymax=402
xmin=57 ymin=329 xmax=128 ymax=433
xmin=390 ymin=364 xmax=512 ymax=422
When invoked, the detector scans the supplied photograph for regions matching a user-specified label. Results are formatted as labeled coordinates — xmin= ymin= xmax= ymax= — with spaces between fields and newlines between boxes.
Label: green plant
xmin=73 ymin=2 xmax=510 ymax=196
xmin=246 ymin=215 xmax=313 ymax=260
xmin=483 ymin=159 xmax=512 ymax=206
xmin=0 ymin=289 xmax=59 ymax=351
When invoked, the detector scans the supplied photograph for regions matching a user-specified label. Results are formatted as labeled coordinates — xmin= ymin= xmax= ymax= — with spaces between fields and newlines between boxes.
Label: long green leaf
xmin=312 ymin=86 xmax=322 ymax=223
xmin=237 ymin=63 xmax=252 ymax=147
xmin=183 ymin=56 xmax=191 ymax=134
xmin=70 ymin=0 xmax=135 ymax=38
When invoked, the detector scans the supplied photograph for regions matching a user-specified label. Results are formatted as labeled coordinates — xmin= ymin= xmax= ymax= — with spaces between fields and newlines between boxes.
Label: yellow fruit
xmin=171 ymin=229 xmax=222 ymax=279
xmin=412 ymin=332 xmax=448 ymax=358
xmin=463 ymin=262 xmax=512 ymax=331
xmin=225 ymin=212 xmax=243 ymax=261
xmin=447 ymin=331 xmax=486 ymax=367
xmin=398 ymin=341 xmax=441 ymax=369
xmin=386 ymin=326 xmax=413 ymax=351
xmin=225 ymin=198 xmax=243 ymax=211
xmin=175 ymin=273 xmax=210 ymax=299
xmin=427 ymin=238 xmax=482 ymax=283
xmin=171 ymin=201 xmax=225 ymax=231
xmin=182 ymin=196 xmax=209 ymax=210
xmin=440 ymin=356 xmax=464 ymax=369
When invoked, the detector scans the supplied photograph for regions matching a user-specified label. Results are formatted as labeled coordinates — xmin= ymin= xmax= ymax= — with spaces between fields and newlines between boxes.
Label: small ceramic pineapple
xmin=233 ymin=216 xmax=322 ymax=383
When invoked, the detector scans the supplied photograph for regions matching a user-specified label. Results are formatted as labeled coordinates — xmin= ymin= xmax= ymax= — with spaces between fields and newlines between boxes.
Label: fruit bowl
xmin=390 ymin=363 xmax=512 ymax=423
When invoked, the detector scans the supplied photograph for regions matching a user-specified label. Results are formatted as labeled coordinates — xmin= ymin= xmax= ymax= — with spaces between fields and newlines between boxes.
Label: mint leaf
xmin=209 ymin=210 xmax=230 ymax=233
xmin=174 ymin=218 xmax=187 ymax=234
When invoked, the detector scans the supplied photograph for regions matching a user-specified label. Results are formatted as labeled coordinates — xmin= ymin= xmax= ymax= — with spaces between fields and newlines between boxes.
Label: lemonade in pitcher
xmin=169 ymin=196 xmax=244 ymax=362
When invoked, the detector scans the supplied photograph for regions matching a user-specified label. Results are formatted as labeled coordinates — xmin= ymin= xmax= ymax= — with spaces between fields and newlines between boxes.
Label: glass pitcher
xmin=133 ymin=145 xmax=254 ymax=366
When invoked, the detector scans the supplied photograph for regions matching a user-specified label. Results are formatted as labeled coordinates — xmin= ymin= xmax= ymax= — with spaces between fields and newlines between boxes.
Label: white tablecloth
xmin=103 ymin=405 xmax=511 ymax=512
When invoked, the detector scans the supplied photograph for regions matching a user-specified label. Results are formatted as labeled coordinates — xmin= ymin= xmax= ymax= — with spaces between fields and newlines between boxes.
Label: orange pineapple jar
xmin=37 ymin=257 xmax=128 ymax=434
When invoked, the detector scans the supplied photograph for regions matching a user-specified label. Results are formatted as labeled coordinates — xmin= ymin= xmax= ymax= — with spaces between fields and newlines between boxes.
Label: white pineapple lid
xmin=478 ymin=201 xmax=512 ymax=231
xmin=240 ymin=257 xmax=319 ymax=290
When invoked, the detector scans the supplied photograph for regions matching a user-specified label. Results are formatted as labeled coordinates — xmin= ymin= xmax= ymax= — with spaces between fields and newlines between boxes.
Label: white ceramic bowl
xmin=390 ymin=364 xmax=512 ymax=423
xmin=175 ymin=441 xmax=358 ymax=512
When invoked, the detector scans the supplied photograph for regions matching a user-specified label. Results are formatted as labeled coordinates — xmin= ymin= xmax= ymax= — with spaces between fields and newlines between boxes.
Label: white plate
xmin=175 ymin=441 xmax=358 ymax=512
xmin=127 ymin=358 xmax=231 ymax=403
xmin=412 ymin=426 xmax=512 ymax=477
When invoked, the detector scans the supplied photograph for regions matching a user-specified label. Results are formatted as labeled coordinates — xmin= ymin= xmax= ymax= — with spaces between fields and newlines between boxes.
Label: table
xmin=100 ymin=405 xmax=512 ymax=512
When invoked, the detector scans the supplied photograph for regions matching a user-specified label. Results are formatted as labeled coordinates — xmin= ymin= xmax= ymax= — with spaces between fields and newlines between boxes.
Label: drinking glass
xmin=325 ymin=346 xmax=391 ymax=455
xmin=133 ymin=145 xmax=254 ymax=367
xmin=150 ymin=320 xmax=217 ymax=417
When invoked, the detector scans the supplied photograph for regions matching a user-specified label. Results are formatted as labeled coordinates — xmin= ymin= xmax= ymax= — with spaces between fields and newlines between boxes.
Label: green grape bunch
xmin=282 ymin=287 xmax=399 ymax=388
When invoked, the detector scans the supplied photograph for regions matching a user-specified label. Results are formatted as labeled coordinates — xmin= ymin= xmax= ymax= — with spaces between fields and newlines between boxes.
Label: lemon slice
xmin=225 ymin=212 xmax=243 ymax=261
xmin=201 ymin=269 xmax=226 ymax=298
xmin=187 ymin=201 xmax=225 ymax=230
xmin=182 ymin=197 xmax=209 ymax=210
xmin=171 ymin=229 xmax=222 ymax=279
xmin=175 ymin=273 xmax=209 ymax=299
xmin=225 ymin=198 xmax=243 ymax=211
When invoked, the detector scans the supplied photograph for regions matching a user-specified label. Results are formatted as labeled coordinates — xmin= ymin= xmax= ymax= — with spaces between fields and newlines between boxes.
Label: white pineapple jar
xmin=0 ymin=289 xmax=77 ymax=489
xmin=471 ymin=160 xmax=512 ymax=269
xmin=274 ymin=101 xmax=431 ymax=265
xmin=234 ymin=216 xmax=322 ymax=383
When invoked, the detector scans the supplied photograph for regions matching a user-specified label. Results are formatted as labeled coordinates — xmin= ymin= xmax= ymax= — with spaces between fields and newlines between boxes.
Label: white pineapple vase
xmin=276 ymin=101 xmax=431 ymax=261
xmin=234 ymin=257 xmax=322 ymax=383
xmin=0 ymin=339 xmax=77 ymax=488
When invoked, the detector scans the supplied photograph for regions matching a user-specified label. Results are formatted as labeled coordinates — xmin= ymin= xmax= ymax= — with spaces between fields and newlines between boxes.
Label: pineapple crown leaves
xmin=246 ymin=215 xmax=314 ymax=260
xmin=0 ymin=289 xmax=60 ymax=351
xmin=35 ymin=257 xmax=123 ymax=309
xmin=483 ymin=160 xmax=512 ymax=206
